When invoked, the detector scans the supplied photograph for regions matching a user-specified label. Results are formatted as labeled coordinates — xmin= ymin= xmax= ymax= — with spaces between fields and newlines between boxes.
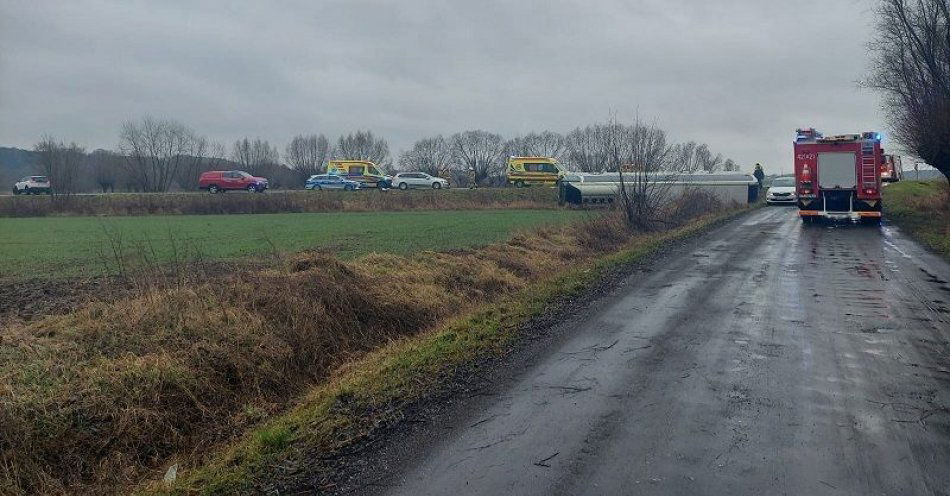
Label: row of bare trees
xmin=33 ymin=137 xmax=85 ymax=196
xmin=118 ymin=117 xmax=208 ymax=192
xmin=283 ymin=131 xmax=392 ymax=178
xmin=27 ymin=120 xmax=397 ymax=193
xmin=27 ymin=117 xmax=737 ymax=192
xmin=396 ymin=127 xmax=738 ymax=187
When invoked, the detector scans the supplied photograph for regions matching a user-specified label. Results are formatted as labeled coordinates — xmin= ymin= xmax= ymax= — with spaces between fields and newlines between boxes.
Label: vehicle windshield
xmin=31 ymin=176 xmax=48 ymax=182
xmin=238 ymin=171 xmax=252 ymax=178
xmin=771 ymin=177 xmax=794 ymax=187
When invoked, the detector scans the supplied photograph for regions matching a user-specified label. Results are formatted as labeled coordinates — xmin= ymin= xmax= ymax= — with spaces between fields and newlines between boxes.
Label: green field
xmin=0 ymin=209 xmax=588 ymax=280
xmin=884 ymin=180 xmax=949 ymax=259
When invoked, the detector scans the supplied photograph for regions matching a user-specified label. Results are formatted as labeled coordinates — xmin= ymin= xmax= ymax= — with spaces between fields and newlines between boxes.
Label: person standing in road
xmin=753 ymin=163 xmax=765 ymax=188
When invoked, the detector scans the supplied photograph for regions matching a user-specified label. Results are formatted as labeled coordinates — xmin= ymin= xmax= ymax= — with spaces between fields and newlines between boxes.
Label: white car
xmin=766 ymin=176 xmax=796 ymax=205
xmin=13 ymin=176 xmax=52 ymax=195
xmin=392 ymin=172 xmax=450 ymax=190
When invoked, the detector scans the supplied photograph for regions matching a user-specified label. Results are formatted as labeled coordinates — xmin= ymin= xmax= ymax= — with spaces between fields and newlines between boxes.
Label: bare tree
xmin=88 ymin=149 xmax=124 ymax=193
xmin=865 ymin=0 xmax=950 ymax=187
xmin=175 ymin=136 xmax=207 ymax=190
xmin=597 ymin=119 xmax=677 ymax=230
xmin=669 ymin=141 xmax=699 ymax=172
xmin=232 ymin=137 xmax=280 ymax=177
xmin=505 ymin=131 xmax=566 ymax=159
xmin=398 ymin=136 xmax=453 ymax=176
xmin=34 ymin=136 xmax=85 ymax=196
xmin=333 ymin=130 xmax=391 ymax=168
xmin=118 ymin=116 xmax=204 ymax=192
xmin=451 ymin=130 xmax=505 ymax=186
xmin=205 ymin=141 xmax=229 ymax=172
xmin=285 ymin=134 xmax=330 ymax=180
xmin=174 ymin=140 xmax=228 ymax=190
xmin=723 ymin=158 xmax=739 ymax=171
xmin=564 ymin=125 xmax=609 ymax=172
xmin=232 ymin=138 xmax=298 ymax=187
xmin=695 ymin=144 xmax=724 ymax=172
xmin=668 ymin=141 xmax=726 ymax=172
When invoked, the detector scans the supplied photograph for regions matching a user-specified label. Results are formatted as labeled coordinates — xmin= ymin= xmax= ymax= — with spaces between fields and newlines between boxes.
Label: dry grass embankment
xmin=0 ymin=195 xmax=742 ymax=495
xmin=884 ymin=180 xmax=950 ymax=258
xmin=0 ymin=188 xmax=555 ymax=217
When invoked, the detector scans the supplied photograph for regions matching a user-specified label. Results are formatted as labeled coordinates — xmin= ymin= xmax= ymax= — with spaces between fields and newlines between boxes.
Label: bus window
xmin=350 ymin=166 xmax=365 ymax=176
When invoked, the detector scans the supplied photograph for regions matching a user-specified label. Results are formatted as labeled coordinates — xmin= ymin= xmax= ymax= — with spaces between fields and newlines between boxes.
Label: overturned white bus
xmin=558 ymin=172 xmax=759 ymax=207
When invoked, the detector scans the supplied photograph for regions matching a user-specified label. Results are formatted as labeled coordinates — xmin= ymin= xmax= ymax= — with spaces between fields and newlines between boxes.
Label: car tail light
xmin=864 ymin=188 xmax=877 ymax=195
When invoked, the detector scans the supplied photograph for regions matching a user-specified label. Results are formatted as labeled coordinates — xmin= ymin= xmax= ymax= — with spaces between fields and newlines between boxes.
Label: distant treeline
xmin=2 ymin=117 xmax=740 ymax=194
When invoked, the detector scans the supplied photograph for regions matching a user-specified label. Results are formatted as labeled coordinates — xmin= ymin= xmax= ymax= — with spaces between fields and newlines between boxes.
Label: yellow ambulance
xmin=326 ymin=160 xmax=392 ymax=189
xmin=506 ymin=157 xmax=564 ymax=187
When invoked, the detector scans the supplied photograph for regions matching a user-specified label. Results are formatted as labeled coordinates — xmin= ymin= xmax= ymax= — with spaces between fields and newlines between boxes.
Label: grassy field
xmin=0 ymin=209 xmax=587 ymax=280
xmin=884 ymin=180 xmax=949 ymax=258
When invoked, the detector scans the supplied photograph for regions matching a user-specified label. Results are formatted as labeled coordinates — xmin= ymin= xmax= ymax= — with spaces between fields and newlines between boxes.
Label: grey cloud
xmin=0 ymin=0 xmax=881 ymax=173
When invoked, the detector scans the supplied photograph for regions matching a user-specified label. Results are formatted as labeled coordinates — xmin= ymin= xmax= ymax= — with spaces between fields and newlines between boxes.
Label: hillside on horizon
xmin=0 ymin=146 xmax=38 ymax=186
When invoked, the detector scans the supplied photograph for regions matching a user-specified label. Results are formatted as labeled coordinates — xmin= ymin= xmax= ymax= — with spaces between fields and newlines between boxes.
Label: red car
xmin=198 ymin=170 xmax=268 ymax=193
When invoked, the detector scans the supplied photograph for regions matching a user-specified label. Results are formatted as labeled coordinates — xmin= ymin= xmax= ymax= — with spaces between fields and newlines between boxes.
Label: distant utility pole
xmin=915 ymin=162 xmax=920 ymax=180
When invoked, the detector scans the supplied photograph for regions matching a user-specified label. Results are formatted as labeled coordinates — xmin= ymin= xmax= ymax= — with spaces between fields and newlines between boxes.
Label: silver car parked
xmin=305 ymin=174 xmax=361 ymax=191
xmin=392 ymin=172 xmax=449 ymax=190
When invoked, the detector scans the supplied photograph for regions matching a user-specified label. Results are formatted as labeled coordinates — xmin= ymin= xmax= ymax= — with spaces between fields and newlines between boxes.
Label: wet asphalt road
xmin=380 ymin=207 xmax=950 ymax=496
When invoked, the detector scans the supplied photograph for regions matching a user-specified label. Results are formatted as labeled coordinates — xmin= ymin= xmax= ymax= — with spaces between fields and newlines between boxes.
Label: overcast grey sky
xmin=0 ymin=0 xmax=883 ymax=173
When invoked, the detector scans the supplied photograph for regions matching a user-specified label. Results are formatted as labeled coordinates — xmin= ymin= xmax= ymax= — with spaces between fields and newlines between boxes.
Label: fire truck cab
xmin=793 ymin=128 xmax=884 ymax=223
xmin=881 ymin=153 xmax=903 ymax=182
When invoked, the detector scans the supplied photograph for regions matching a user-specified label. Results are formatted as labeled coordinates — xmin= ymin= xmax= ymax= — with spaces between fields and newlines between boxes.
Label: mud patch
xmin=0 ymin=277 xmax=129 ymax=326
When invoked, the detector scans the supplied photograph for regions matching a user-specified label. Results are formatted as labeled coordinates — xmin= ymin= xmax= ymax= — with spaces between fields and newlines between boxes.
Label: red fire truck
xmin=793 ymin=128 xmax=884 ymax=223
xmin=881 ymin=153 xmax=903 ymax=182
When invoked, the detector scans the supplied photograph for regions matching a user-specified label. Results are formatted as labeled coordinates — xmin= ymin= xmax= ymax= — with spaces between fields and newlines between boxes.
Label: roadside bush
xmin=663 ymin=189 xmax=726 ymax=227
